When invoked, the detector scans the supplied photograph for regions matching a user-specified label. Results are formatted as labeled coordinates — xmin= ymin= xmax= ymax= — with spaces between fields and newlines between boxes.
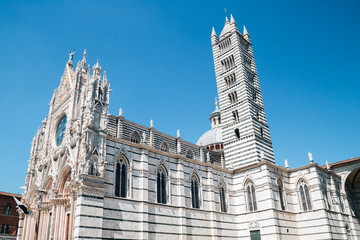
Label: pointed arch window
xmin=115 ymin=156 xmax=127 ymax=198
xmin=157 ymin=166 xmax=167 ymax=204
xmin=160 ymin=141 xmax=169 ymax=152
xmin=130 ymin=131 xmax=140 ymax=143
xmin=299 ymin=180 xmax=312 ymax=211
xmin=219 ymin=182 xmax=227 ymax=212
xmin=4 ymin=203 xmax=11 ymax=215
xmin=246 ymin=181 xmax=257 ymax=211
xmin=186 ymin=149 xmax=194 ymax=159
xmin=277 ymin=179 xmax=286 ymax=210
xmin=191 ymin=174 xmax=200 ymax=208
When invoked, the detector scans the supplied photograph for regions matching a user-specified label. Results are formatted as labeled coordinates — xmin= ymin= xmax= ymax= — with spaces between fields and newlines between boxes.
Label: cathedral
xmin=18 ymin=15 xmax=360 ymax=240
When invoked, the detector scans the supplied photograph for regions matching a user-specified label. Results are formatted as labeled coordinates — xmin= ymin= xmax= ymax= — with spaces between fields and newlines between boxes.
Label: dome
xmin=196 ymin=126 xmax=223 ymax=146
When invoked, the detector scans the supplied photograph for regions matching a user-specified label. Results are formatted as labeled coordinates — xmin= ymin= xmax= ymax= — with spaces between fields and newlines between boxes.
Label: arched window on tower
xmin=245 ymin=180 xmax=257 ymax=212
xmin=4 ymin=203 xmax=11 ymax=215
xmin=277 ymin=179 xmax=286 ymax=210
xmin=186 ymin=149 xmax=194 ymax=159
xmin=298 ymin=179 xmax=312 ymax=211
xmin=260 ymin=127 xmax=264 ymax=138
xmin=115 ymin=156 xmax=128 ymax=198
xmin=191 ymin=174 xmax=200 ymax=208
xmin=160 ymin=141 xmax=169 ymax=152
xmin=130 ymin=131 xmax=140 ymax=143
xmin=157 ymin=166 xmax=167 ymax=204
xmin=219 ymin=182 xmax=227 ymax=212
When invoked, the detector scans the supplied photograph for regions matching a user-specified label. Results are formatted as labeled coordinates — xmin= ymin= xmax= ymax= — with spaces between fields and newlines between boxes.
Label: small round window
xmin=56 ymin=115 xmax=67 ymax=146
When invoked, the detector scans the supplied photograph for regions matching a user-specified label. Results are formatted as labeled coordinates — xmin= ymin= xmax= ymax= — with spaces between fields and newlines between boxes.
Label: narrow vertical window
xmin=260 ymin=128 xmax=263 ymax=138
xmin=115 ymin=157 xmax=127 ymax=198
xmin=235 ymin=128 xmax=240 ymax=139
xmin=157 ymin=166 xmax=167 ymax=204
xmin=246 ymin=181 xmax=257 ymax=211
xmin=277 ymin=179 xmax=286 ymax=210
xmin=219 ymin=183 xmax=227 ymax=212
xmin=191 ymin=174 xmax=200 ymax=208
xmin=4 ymin=203 xmax=11 ymax=215
xmin=299 ymin=180 xmax=312 ymax=211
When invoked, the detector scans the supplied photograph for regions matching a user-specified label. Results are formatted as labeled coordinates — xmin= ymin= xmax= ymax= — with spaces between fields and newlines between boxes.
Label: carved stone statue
xmin=308 ymin=152 xmax=313 ymax=163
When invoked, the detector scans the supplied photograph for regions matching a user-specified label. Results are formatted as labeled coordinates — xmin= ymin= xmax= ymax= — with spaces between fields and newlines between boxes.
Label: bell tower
xmin=211 ymin=15 xmax=275 ymax=169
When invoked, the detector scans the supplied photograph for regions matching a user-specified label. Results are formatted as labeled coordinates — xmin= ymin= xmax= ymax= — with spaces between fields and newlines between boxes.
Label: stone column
xmin=176 ymin=158 xmax=187 ymax=239
xmin=138 ymin=148 xmax=149 ymax=239
xmin=16 ymin=212 xmax=24 ymax=240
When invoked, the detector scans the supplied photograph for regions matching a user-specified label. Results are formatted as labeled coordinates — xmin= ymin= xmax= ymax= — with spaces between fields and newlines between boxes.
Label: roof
xmin=196 ymin=126 xmax=223 ymax=146
xmin=0 ymin=191 xmax=21 ymax=198
xmin=322 ymin=156 xmax=360 ymax=169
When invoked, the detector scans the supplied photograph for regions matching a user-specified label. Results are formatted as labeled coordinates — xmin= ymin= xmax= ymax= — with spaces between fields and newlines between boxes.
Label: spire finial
xmin=150 ymin=119 xmax=154 ymax=128
xmin=224 ymin=8 xmax=229 ymax=22
xmin=82 ymin=49 xmax=86 ymax=61
xmin=118 ymin=107 xmax=123 ymax=116
xmin=215 ymin=97 xmax=218 ymax=107
xmin=177 ymin=129 xmax=180 ymax=138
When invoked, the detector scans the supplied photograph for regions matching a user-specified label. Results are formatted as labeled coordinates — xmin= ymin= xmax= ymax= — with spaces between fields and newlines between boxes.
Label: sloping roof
xmin=322 ymin=156 xmax=360 ymax=169
xmin=0 ymin=191 xmax=21 ymax=198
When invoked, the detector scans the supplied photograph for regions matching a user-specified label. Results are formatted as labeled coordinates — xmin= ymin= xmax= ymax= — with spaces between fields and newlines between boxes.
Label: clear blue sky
xmin=0 ymin=0 xmax=359 ymax=194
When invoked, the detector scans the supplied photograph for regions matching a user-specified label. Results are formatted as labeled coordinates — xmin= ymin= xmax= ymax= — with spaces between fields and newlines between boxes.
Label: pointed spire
xmin=177 ymin=129 xmax=180 ymax=138
xmin=243 ymin=25 xmax=249 ymax=36
xmin=150 ymin=119 xmax=154 ymax=128
xmin=230 ymin=14 xmax=236 ymax=24
xmin=243 ymin=25 xmax=251 ymax=42
xmin=211 ymin=27 xmax=217 ymax=37
xmin=285 ymin=159 xmax=289 ymax=169
xmin=118 ymin=107 xmax=123 ymax=116
xmin=225 ymin=16 xmax=229 ymax=22
xmin=215 ymin=97 xmax=219 ymax=108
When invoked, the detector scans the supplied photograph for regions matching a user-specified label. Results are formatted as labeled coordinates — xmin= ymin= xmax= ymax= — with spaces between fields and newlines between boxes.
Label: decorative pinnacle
xmin=243 ymin=25 xmax=249 ymax=36
xmin=326 ymin=160 xmax=330 ymax=170
xmin=308 ymin=152 xmax=314 ymax=163
xmin=177 ymin=129 xmax=180 ymax=138
xmin=285 ymin=159 xmax=289 ymax=169
xmin=150 ymin=119 xmax=154 ymax=128
xmin=68 ymin=49 xmax=75 ymax=64
xmin=211 ymin=27 xmax=217 ymax=37
xmin=215 ymin=97 xmax=218 ymax=107
xmin=118 ymin=108 xmax=123 ymax=116
xmin=82 ymin=49 xmax=86 ymax=61
xmin=230 ymin=14 xmax=236 ymax=24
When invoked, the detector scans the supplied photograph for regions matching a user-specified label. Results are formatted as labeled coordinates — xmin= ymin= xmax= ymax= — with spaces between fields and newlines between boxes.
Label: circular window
xmin=56 ymin=115 xmax=67 ymax=146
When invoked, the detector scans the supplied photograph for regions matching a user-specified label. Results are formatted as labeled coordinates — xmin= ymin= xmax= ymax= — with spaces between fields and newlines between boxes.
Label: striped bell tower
xmin=211 ymin=15 xmax=275 ymax=169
